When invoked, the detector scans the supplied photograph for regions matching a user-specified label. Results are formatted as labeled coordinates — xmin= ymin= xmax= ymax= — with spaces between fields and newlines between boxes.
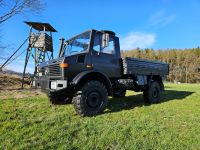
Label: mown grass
xmin=0 ymin=83 xmax=200 ymax=149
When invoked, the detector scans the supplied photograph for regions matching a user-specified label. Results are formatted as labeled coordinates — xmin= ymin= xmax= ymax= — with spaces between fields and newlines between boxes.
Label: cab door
xmin=91 ymin=33 xmax=121 ymax=78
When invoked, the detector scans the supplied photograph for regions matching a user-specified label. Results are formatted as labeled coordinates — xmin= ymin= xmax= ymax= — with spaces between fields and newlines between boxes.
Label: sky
xmin=1 ymin=0 xmax=200 ymax=72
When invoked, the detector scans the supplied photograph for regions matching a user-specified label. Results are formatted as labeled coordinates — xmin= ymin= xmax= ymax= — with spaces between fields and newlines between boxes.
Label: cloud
xmin=149 ymin=11 xmax=176 ymax=27
xmin=120 ymin=32 xmax=156 ymax=50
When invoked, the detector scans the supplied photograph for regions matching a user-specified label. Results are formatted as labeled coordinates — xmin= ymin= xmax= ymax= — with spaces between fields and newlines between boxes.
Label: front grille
xmin=49 ymin=64 xmax=61 ymax=76
xmin=40 ymin=64 xmax=61 ymax=77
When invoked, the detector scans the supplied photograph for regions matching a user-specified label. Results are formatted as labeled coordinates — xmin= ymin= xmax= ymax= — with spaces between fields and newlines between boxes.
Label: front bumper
xmin=33 ymin=77 xmax=67 ymax=92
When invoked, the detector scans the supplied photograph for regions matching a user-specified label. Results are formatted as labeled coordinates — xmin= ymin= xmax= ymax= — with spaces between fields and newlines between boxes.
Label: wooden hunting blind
xmin=25 ymin=21 xmax=57 ymax=52
xmin=21 ymin=21 xmax=57 ymax=88
xmin=0 ymin=21 xmax=57 ymax=88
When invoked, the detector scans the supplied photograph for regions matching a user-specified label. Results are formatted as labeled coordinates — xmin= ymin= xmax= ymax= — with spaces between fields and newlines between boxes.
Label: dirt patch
xmin=0 ymin=73 xmax=31 ymax=90
xmin=0 ymin=73 xmax=45 ymax=100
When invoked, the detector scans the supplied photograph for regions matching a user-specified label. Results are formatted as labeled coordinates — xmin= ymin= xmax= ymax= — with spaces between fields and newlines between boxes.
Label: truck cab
xmin=37 ymin=29 xmax=169 ymax=116
xmin=59 ymin=29 xmax=122 ymax=79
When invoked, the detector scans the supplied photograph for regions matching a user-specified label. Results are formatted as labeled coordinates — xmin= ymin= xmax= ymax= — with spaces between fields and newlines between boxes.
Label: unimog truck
xmin=36 ymin=29 xmax=169 ymax=116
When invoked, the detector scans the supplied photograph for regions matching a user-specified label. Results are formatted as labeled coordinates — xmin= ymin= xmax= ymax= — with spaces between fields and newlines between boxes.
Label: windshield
xmin=63 ymin=31 xmax=91 ymax=56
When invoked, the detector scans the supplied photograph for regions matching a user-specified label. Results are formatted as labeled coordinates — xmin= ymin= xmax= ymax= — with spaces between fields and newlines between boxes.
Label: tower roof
xmin=25 ymin=21 xmax=57 ymax=32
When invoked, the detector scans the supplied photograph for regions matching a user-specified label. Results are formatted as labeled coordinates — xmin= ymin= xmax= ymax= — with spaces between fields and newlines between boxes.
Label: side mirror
xmin=102 ymin=33 xmax=109 ymax=48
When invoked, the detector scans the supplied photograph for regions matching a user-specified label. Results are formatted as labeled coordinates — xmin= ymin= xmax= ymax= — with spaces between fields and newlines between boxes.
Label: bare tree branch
xmin=0 ymin=0 xmax=45 ymax=24
xmin=0 ymin=0 xmax=45 ymax=61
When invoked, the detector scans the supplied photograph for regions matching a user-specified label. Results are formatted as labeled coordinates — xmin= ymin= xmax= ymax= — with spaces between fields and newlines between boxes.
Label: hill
xmin=0 ymin=73 xmax=42 ymax=100
xmin=0 ymin=73 xmax=22 ymax=90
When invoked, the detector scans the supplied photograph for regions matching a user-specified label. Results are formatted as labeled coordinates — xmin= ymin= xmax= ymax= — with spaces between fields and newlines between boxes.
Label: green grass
xmin=0 ymin=83 xmax=200 ymax=149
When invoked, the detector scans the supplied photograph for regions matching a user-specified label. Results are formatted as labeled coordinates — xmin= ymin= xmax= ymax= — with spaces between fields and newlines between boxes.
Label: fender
xmin=71 ymin=70 xmax=113 ymax=96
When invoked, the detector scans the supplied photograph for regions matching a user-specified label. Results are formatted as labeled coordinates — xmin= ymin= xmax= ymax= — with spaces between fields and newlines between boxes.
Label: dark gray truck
xmin=36 ymin=29 xmax=169 ymax=116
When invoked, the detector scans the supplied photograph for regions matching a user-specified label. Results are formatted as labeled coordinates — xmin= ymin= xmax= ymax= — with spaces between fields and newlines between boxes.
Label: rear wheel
xmin=143 ymin=81 xmax=161 ymax=103
xmin=72 ymin=81 xmax=108 ymax=116
xmin=48 ymin=92 xmax=72 ymax=105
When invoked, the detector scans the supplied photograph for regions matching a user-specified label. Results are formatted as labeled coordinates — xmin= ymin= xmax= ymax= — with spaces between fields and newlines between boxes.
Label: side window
xmin=93 ymin=33 xmax=115 ymax=54
xmin=102 ymin=36 xmax=115 ymax=54
xmin=93 ymin=33 xmax=101 ymax=53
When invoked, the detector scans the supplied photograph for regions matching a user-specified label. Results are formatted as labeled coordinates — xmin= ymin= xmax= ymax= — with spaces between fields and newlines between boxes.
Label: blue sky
xmin=1 ymin=0 xmax=200 ymax=72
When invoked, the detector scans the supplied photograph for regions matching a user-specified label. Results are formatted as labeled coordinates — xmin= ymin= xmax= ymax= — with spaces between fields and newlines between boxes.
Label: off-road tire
xmin=72 ymin=81 xmax=108 ymax=116
xmin=48 ymin=92 xmax=72 ymax=105
xmin=143 ymin=81 xmax=161 ymax=104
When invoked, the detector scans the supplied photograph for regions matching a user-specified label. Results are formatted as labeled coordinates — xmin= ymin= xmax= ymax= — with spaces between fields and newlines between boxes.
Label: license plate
xmin=51 ymin=81 xmax=57 ymax=89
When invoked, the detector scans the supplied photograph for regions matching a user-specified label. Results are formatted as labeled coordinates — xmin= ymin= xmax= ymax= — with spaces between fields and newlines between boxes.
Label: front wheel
xmin=72 ymin=81 xmax=108 ymax=116
xmin=48 ymin=92 xmax=72 ymax=105
xmin=143 ymin=81 xmax=161 ymax=104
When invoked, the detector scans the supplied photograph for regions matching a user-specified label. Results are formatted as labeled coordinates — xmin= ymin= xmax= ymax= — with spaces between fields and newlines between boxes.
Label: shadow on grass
xmin=106 ymin=90 xmax=194 ymax=113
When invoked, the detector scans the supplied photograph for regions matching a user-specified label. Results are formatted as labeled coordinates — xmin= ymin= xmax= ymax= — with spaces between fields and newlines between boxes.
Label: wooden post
xmin=21 ymin=26 xmax=33 ymax=88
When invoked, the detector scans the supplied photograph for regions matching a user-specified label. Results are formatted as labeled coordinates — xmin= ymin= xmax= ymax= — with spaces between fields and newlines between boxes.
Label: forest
xmin=121 ymin=47 xmax=200 ymax=83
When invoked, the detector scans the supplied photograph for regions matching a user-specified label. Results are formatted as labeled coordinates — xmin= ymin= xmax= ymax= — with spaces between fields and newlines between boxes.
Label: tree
xmin=121 ymin=48 xmax=200 ymax=83
xmin=0 ymin=0 xmax=44 ymax=24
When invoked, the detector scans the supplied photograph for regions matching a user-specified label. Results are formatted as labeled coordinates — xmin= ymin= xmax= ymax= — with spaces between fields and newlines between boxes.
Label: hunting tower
xmin=22 ymin=21 xmax=57 ymax=88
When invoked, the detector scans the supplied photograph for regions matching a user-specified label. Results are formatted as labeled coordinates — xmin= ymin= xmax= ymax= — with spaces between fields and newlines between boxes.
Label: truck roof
xmin=66 ymin=29 xmax=116 ymax=42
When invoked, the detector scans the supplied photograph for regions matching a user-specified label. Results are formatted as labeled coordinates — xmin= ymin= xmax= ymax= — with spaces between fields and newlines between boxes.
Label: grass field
xmin=0 ymin=83 xmax=200 ymax=149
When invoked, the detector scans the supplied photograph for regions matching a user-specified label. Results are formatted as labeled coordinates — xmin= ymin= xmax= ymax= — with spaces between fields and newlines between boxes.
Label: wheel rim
xmin=87 ymin=91 xmax=101 ymax=108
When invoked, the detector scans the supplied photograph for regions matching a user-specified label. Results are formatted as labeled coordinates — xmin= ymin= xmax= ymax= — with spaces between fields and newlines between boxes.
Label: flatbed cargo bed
xmin=122 ymin=57 xmax=169 ymax=76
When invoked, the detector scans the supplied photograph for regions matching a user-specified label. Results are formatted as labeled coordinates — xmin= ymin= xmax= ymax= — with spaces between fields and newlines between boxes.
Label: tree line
xmin=121 ymin=48 xmax=200 ymax=83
